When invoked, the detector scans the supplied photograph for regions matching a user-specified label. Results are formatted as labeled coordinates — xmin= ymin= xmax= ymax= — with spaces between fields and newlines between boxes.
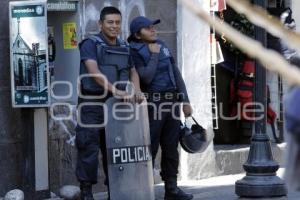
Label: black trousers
xmin=147 ymin=99 xmax=181 ymax=181
xmin=290 ymin=54 xmax=300 ymax=67
xmin=75 ymin=104 xmax=109 ymax=185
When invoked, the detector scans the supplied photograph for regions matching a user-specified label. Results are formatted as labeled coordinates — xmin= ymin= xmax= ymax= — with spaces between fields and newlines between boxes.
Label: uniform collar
xmin=99 ymin=32 xmax=121 ymax=46
xmin=129 ymin=41 xmax=146 ymax=50
xmin=129 ymin=42 xmax=151 ymax=63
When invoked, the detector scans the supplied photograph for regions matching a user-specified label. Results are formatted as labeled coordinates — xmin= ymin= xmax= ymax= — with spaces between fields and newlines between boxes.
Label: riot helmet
xmin=180 ymin=117 xmax=211 ymax=153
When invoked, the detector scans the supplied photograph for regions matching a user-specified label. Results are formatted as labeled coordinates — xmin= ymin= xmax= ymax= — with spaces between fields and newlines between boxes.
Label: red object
xmin=242 ymin=61 xmax=255 ymax=74
xmin=218 ymin=0 xmax=226 ymax=11
xmin=229 ymin=61 xmax=277 ymax=124
xmin=238 ymin=61 xmax=255 ymax=120
xmin=211 ymin=0 xmax=227 ymax=12
xmin=267 ymin=106 xmax=277 ymax=124
xmin=229 ymin=60 xmax=255 ymax=120
xmin=267 ymin=85 xmax=277 ymax=124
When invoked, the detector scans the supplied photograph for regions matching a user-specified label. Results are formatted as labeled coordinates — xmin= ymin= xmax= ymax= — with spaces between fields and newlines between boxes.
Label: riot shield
xmin=105 ymin=97 xmax=155 ymax=200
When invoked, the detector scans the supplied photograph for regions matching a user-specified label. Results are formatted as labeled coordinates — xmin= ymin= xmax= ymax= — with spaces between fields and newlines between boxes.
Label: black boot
xmin=164 ymin=180 xmax=193 ymax=200
xmin=80 ymin=182 xmax=94 ymax=200
xmin=104 ymin=178 xmax=110 ymax=200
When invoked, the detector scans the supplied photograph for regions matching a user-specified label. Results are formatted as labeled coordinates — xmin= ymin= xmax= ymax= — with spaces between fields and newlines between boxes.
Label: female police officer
xmin=128 ymin=16 xmax=193 ymax=200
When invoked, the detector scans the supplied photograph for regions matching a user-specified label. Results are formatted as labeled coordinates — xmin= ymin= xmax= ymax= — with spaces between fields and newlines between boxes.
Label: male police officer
xmin=128 ymin=16 xmax=193 ymax=200
xmin=76 ymin=7 xmax=142 ymax=200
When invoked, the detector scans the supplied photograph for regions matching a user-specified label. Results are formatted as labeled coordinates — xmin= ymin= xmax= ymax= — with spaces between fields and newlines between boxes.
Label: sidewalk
xmin=93 ymin=169 xmax=300 ymax=200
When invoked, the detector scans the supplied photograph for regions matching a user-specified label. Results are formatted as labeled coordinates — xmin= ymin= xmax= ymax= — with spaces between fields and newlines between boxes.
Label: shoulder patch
xmin=162 ymin=47 xmax=170 ymax=57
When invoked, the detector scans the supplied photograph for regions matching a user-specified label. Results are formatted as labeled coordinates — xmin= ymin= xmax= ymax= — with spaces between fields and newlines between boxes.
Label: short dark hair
xmin=100 ymin=6 xmax=121 ymax=21
xmin=127 ymin=31 xmax=142 ymax=43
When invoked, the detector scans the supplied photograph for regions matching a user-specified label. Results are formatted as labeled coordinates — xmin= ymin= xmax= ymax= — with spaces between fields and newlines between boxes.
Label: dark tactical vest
xmin=130 ymin=40 xmax=176 ymax=93
xmin=79 ymin=35 xmax=130 ymax=94
xmin=151 ymin=41 xmax=176 ymax=92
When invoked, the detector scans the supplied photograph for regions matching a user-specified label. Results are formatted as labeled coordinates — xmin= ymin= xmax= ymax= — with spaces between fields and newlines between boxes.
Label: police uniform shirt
xmin=130 ymin=41 xmax=176 ymax=93
xmin=80 ymin=32 xmax=133 ymax=70
xmin=80 ymin=32 xmax=133 ymax=93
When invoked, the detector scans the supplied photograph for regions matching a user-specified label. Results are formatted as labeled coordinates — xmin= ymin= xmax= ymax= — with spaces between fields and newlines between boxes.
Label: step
xmin=180 ymin=143 xmax=286 ymax=180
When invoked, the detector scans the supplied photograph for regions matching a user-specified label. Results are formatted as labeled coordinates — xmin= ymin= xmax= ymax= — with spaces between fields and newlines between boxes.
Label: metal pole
xmin=235 ymin=0 xmax=287 ymax=197
xmin=22 ymin=108 xmax=35 ymax=198
xmin=22 ymin=108 xmax=50 ymax=199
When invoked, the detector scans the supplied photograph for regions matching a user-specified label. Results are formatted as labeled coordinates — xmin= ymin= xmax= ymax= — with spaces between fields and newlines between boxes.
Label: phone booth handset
xmin=48 ymin=34 xmax=56 ymax=62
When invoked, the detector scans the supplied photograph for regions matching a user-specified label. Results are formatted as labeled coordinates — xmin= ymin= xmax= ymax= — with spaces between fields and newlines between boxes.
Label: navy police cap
xmin=130 ymin=16 xmax=160 ymax=34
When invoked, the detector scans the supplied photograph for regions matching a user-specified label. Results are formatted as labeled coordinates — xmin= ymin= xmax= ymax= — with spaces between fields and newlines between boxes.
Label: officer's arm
xmin=172 ymin=62 xmax=193 ymax=116
xmin=130 ymin=68 xmax=141 ymax=92
xmin=84 ymin=59 xmax=124 ymax=97
xmin=130 ymin=67 xmax=144 ymax=103
xmin=135 ymin=53 xmax=159 ymax=85
xmin=172 ymin=62 xmax=190 ymax=103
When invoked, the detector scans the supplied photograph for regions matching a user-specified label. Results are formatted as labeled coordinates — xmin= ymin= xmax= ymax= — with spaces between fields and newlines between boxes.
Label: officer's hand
xmin=149 ymin=43 xmax=161 ymax=53
xmin=134 ymin=91 xmax=145 ymax=104
xmin=115 ymin=90 xmax=134 ymax=103
xmin=183 ymin=103 xmax=193 ymax=117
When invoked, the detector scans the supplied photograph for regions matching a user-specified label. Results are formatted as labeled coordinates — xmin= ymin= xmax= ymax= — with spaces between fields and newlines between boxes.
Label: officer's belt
xmin=80 ymin=89 xmax=104 ymax=95
xmin=78 ymin=90 xmax=112 ymax=103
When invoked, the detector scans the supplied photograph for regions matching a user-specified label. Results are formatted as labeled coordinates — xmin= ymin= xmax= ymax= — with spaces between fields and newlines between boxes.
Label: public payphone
xmin=47 ymin=0 xmax=81 ymax=105
xmin=10 ymin=0 xmax=81 ymax=108
xmin=9 ymin=0 xmax=82 ymax=198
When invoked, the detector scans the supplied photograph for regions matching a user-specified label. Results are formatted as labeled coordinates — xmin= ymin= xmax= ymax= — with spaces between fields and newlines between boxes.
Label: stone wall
xmin=0 ymin=0 xmax=27 ymax=196
xmin=176 ymin=0 xmax=214 ymax=180
xmin=82 ymin=0 xmax=177 ymax=54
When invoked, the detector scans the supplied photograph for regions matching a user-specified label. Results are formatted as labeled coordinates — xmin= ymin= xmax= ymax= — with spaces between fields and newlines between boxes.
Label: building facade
xmin=1 ymin=0 xmax=296 ymax=196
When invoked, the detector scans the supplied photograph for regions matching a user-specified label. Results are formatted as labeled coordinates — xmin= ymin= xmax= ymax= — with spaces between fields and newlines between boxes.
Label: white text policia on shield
xmin=112 ymin=146 xmax=151 ymax=164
